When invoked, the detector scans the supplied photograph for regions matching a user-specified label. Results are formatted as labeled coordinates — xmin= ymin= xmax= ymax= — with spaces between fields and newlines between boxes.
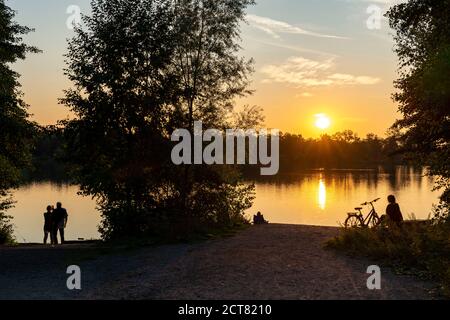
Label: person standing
xmin=43 ymin=206 xmax=54 ymax=245
xmin=52 ymin=202 xmax=69 ymax=244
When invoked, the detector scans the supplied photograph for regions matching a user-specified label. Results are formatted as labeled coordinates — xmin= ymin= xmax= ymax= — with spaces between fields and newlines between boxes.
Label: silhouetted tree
xmin=0 ymin=0 xmax=39 ymax=243
xmin=233 ymin=105 xmax=265 ymax=130
xmin=62 ymin=0 xmax=180 ymax=239
xmin=387 ymin=0 xmax=450 ymax=206
xmin=168 ymin=0 xmax=256 ymax=230
xmin=63 ymin=0 xmax=256 ymax=240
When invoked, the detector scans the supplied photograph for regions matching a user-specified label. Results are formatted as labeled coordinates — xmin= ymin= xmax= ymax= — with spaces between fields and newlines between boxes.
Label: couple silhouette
xmin=43 ymin=202 xmax=69 ymax=245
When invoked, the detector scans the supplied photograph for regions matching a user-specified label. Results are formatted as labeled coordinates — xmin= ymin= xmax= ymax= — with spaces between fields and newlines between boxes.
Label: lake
xmin=9 ymin=167 xmax=439 ymax=243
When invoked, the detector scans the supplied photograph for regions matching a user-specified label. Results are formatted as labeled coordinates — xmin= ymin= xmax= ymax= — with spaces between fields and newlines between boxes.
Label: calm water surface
xmin=10 ymin=167 xmax=439 ymax=243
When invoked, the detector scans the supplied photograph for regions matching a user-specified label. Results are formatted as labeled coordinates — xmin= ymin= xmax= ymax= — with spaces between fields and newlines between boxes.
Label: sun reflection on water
xmin=318 ymin=179 xmax=327 ymax=210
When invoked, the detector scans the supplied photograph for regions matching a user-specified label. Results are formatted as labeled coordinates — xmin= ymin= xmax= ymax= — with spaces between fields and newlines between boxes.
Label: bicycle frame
xmin=358 ymin=205 xmax=378 ymax=227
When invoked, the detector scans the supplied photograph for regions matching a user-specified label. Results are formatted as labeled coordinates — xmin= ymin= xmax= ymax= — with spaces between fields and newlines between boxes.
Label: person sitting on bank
xmin=385 ymin=195 xmax=404 ymax=226
xmin=253 ymin=212 xmax=269 ymax=225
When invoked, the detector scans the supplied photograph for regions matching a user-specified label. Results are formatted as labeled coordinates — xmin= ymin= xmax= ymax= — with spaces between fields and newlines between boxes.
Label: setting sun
xmin=315 ymin=114 xmax=331 ymax=130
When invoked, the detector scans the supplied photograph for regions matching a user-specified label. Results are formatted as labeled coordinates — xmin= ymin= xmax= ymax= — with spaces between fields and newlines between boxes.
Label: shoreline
xmin=8 ymin=221 xmax=428 ymax=248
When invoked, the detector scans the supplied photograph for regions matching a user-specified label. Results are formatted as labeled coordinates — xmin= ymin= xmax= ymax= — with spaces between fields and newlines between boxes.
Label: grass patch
xmin=326 ymin=220 xmax=450 ymax=298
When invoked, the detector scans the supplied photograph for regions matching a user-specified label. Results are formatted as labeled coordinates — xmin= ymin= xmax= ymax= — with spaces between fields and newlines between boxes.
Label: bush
xmin=98 ymin=182 xmax=254 ymax=242
xmin=0 ymin=212 xmax=15 ymax=245
xmin=0 ymin=192 xmax=15 ymax=244
xmin=327 ymin=211 xmax=450 ymax=298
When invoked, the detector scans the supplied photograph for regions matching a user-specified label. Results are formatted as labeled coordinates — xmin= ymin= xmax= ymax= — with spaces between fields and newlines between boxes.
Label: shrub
xmin=327 ymin=211 xmax=450 ymax=297
xmin=0 ymin=212 xmax=14 ymax=245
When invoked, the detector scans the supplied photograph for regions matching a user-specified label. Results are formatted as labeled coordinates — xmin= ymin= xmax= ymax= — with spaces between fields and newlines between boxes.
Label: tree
xmin=167 ymin=0 xmax=256 ymax=231
xmin=62 ymin=0 xmax=180 ymax=239
xmin=386 ymin=0 xmax=450 ymax=207
xmin=233 ymin=105 xmax=265 ymax=130
xmin=170 ymin=0 xmax=254 ymax=131
xmin=63 ymin=0 xmax=256 ymax=240
xmin=0 ymin=0 xmax=39 ymax=243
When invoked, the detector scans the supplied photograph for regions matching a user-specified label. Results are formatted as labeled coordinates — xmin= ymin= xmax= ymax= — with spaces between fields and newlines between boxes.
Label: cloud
xmin=250 ymin=38 xmax=339 ymax=58
xmin=261 ymin=56 xmax=381 ymax=88
xmin=296 ymin=92 xmax=314 ymax=98
xmin=348 ymin=0 xmax=404 ymax=4
xmin=246 ymin=14 xmax=348 ymax=40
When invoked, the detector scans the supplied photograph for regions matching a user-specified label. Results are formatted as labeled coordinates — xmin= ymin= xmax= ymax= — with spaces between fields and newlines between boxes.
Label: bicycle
xmin=345 ymin=198 xmax=382 ymax=228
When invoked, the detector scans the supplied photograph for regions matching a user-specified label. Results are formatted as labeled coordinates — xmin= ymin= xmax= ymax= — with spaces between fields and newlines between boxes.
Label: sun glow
xmin=315 ymin=114 xmax=331 ymax=130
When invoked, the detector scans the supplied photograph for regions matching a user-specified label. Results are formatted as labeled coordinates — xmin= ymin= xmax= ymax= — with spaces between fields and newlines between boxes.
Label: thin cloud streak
xmin=246 ymin=14 xmax=349 ymax=40
xmin=249 ymin=38 xmax=339 ymax=58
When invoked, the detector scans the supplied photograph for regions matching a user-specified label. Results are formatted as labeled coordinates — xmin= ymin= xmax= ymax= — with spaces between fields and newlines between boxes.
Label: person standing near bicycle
xmin=385 ymin=195 xmax=404 ymax=225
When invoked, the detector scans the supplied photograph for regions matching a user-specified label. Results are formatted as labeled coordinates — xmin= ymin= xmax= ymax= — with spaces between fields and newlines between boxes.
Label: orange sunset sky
xmin=9 ymin=0 xmax=403 ymax=138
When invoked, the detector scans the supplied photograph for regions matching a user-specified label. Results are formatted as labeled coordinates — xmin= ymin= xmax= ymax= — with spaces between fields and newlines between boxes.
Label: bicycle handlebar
xmin=361 ymin=198 xmax=381 ymax=206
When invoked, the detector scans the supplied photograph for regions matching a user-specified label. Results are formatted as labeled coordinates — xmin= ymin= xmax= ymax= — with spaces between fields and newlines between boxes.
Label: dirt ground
xmin=0 ymin=224 xmax=436 ymax=300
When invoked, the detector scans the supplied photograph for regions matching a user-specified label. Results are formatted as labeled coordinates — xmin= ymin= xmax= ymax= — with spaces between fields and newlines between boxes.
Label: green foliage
xmin=327 ymin=217 xmax=450 ymax=297
xmin=0 ymin=0 xmax=39 ymax=243
xmin=63 ymin=0 xmax=256 ymax=240
xmin=386 ymin=1 xmax=450 ymax=207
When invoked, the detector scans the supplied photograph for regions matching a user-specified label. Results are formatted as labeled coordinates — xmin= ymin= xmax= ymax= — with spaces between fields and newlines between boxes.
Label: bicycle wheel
xmin=369 ymin=214 xmax=381 ymax=228
xmin=345 ymin=215 xmax=363 ymax=228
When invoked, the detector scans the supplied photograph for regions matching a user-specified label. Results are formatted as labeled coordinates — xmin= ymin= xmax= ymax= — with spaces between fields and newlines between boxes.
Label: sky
xmin=7 ymin=0 xmax=404 ymax=138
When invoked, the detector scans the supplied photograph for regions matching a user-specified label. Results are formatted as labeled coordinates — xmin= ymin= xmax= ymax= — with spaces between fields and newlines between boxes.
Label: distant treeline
xmin=27 ymin=128 xmax=404 ymax=181
xmin=23 ymin=126 xmax=70 ymax=182
xmin=277 ymin=131 xmax=403 ymax=172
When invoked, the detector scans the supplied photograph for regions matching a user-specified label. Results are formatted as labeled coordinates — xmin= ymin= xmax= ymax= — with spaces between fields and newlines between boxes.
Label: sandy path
xmin=0 ymin=224 xmax=435 ymax=300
